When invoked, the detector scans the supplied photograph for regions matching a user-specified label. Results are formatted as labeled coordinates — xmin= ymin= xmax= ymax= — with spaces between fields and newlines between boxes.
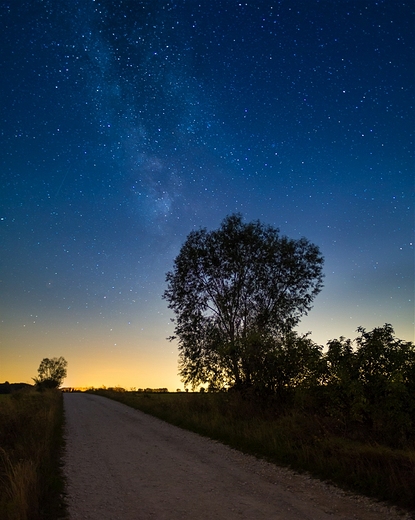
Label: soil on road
xmin=63 ymin=393 xmax=409 ymax=520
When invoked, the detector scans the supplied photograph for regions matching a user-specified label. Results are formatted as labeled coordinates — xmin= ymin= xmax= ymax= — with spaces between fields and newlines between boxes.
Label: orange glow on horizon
xmin=1 ymin=292 xmax=413 ymax=391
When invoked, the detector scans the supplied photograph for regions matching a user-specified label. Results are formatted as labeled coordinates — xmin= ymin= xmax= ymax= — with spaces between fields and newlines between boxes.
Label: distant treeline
xmin=0 ymin=382 xmax=32 ymax=394
xmin=63 ymin=386 xmax=176 ymax=393
xmin=136 ymin=388 xmax=169 ymax=393
xmin=85 ymin=386 xmax=171 ymax=393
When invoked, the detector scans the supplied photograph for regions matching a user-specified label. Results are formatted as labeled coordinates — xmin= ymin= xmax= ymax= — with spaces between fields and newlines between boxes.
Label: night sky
xmin=1 ymin=1 xmax=413 ymax=390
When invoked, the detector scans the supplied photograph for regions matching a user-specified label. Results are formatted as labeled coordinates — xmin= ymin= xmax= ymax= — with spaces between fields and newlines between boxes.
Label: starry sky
xmin=1 ymin=1 xmax=413 ymax=390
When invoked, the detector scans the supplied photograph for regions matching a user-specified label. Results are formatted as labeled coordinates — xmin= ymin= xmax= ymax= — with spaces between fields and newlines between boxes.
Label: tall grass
xmin=92 ymin=389 xmax=415 ymax=512
xmin=0 ymin=389 xmax=66 ymax=520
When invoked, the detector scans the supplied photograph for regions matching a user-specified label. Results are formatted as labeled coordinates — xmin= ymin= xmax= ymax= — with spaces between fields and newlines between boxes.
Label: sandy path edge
xmin=62 ymin=393 xmax=412 ymax=520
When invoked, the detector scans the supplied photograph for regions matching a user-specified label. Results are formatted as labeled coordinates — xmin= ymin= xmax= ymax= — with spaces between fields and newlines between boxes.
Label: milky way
xmin=1 ymin=1 xmax=413 ymax=388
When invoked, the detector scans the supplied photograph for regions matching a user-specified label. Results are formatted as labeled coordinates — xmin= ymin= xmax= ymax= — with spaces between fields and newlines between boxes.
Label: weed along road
xmin=63 ymin=394 xmax=407 ymax=520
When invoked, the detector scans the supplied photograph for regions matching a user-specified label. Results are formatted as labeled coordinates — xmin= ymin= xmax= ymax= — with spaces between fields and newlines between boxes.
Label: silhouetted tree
xmin=33 ymin=356 xmax=67 ymax=390
xmin=163 ymin=214 xmax=324 ymax=391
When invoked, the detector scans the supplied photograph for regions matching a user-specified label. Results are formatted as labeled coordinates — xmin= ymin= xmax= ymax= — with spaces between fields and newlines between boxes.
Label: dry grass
xmin=0 ymin=389 xmax=66 ymax=520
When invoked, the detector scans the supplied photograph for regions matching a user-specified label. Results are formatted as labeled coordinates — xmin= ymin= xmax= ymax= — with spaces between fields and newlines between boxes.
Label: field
xmin=0 ymin=389 xmax=66 ymax=520
xmin=90 ymin=388 xmax=415 ymax=512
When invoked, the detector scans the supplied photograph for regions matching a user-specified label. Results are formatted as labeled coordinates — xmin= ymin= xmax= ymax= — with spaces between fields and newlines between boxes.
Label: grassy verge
xmin=90 ymin=389 xmax=415 ymax=512
xmin=0 ymin=389 xmax=67 ymax=520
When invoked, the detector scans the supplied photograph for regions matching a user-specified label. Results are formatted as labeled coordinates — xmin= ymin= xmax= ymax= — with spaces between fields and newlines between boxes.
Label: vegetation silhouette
xmin=163 ymin=213 xmax=324 ymax=391
xmin=33 ymin=357 xmax=68 ymax=390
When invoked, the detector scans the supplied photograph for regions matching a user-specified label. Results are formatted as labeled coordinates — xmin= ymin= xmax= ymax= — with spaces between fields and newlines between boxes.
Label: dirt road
xmin=63 ymin=393 xmax=409 ymax=520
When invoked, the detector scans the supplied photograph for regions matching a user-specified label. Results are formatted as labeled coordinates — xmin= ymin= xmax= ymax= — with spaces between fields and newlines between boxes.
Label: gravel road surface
xmin=63 ymin=393 xmax=409 ymax=520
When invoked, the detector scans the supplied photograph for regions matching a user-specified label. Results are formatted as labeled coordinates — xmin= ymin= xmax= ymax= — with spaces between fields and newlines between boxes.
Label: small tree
xmin=33 ymin=356 xmax=67 ymax=390
xmin=163 ymin=214 xmax=324 ymax=391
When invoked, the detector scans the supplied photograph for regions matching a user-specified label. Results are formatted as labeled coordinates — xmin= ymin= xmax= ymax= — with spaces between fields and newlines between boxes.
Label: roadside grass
xmin=0 ymin=389 xmax=67 ymax=520
xmin=90 ymin=389 xmax=415 ymax=512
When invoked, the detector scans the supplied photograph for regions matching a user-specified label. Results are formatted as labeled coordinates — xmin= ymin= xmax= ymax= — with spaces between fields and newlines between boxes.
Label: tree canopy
xmin=33 ymin=356 xmax=68 ymax=389
xmin=163 ymin=214 xmax=324 ymax=390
